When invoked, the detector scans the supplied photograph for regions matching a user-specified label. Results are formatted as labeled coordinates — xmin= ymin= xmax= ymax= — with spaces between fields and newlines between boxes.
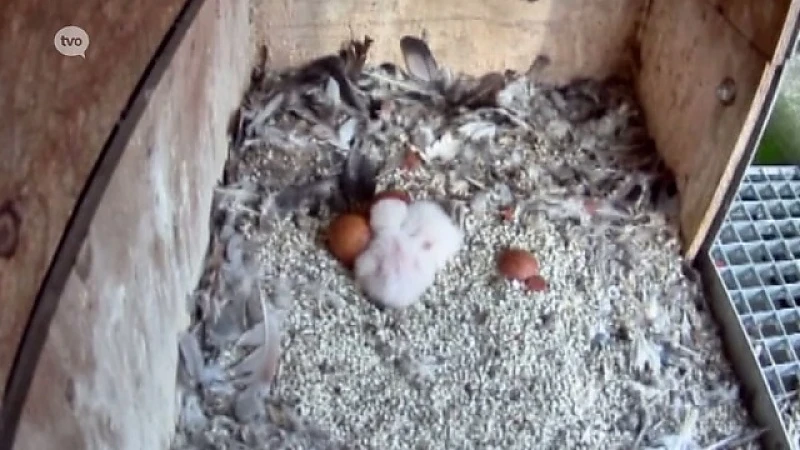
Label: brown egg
xmin=524 ymin=274 xmax=548 ymax=292
xmin=327 ymin=214 xmax=372 ymax=268
xmin=497 ymin=248 xmax=540 ymax=281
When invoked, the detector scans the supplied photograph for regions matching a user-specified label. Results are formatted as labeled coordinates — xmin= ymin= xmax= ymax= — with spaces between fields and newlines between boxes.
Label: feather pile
xmin=170 ymin=34 xmax=760 ymax=449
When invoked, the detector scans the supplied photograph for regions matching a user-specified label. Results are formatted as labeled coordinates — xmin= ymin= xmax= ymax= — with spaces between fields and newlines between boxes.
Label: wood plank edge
xmin=686 ymin=0 xmax=800 ymax=262
xmin=0 ymin=0 xmax=207 ymax=446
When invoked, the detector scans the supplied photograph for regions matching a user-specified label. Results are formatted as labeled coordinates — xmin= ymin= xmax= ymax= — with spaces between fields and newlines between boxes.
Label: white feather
xmin=401 ymin=200 xmax=464 ymax=270
xmin=369 ymin=198 xmax=409 ymax=232
xmin=424 ymin=132 xmax=460 ymax=161
xmin=354 ymin=229 xmax=436 ymax=309
xmin=354 ymin=199 xmax=463 ymax=309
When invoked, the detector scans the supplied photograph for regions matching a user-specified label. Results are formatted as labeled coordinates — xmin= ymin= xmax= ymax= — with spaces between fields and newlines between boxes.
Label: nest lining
xmin=171 ymin=38 xmax=758 ymax=450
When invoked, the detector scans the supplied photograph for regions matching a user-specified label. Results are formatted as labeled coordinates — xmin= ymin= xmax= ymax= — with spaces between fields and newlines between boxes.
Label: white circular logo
xmin=54 ymin=26 xmax=89 ymax=58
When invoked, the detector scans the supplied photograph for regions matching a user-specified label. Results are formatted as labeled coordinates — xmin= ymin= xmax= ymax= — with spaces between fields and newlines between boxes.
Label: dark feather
xmin=339 ymin=35 xmax=374 ymax=80
xmin=272 ymin=141 xmax=378 ymax=217
xmin=378 ymin=62 xmax=402 ymax=76
xmin=442 ymin=74 xmax=469 ymax=106
xmin=458 ymin=72 xmax=506 ymax=109
xmin=527 ymin=54 xmax=551 ymax=76
xmin=399 ymin=36 xmax=439 ymax=82
xmin=273 ymin=178 xmax=338 ymax=215
xmin=293 ymin=55 xmax=366 ymax=113
xmin=548 ymin=78 xmax=607 ymax=124
xmin=249 ymin=44 xmax=270 ymax=89
xmin=336 ymin=141 xmax=378 ymax=213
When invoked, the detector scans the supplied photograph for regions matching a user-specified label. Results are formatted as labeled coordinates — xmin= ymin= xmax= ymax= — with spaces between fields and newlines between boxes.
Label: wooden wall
xmin=6 ymin=0 xmax=252 ymax=448
xmin=0 ymin=0 xmax=186 ymax=403
xmin=252 ymin=0 xmax=646 ymax=84
xmin=635 ymin=0 xmax=793 ymax=260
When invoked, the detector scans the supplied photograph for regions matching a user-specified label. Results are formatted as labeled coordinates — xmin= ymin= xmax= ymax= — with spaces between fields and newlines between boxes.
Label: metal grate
xmin=710 ymin=165 xmax=800 ymax=448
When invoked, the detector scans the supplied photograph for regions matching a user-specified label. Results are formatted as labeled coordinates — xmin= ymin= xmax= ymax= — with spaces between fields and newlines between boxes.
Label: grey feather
xmin=273 ymin=177 xmax=338 ymax=215
xmin=233 ymin=384 xmax=269 ymax=423
xmin=229 ymin=294 xmax=282 ymax=389
xmin=246 ymin=92 xmax=285 ymax=136
xmin=293 ymin=55 xmax=366 ymax=113
xmin=400 ymin=36 xmax=439 ymax=82
xmin=236 ymin=321 xmax=266 ymax=348
xmin=178 ymin=329 xmax=205 ymax=384
xmin=449 ymin=72 xmax=506 ymax=109
xmin=178 ymin=392 xmax=209 ymax=436
xmin=337 ymin=116 xmax=359 ymax=148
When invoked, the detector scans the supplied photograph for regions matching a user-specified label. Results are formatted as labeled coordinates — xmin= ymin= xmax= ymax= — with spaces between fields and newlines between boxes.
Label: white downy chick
xmin=401 ymin=200 xmax=464 ymax=270
xmin=369 ymin=198 xmax=409 ymax=232
xmin=354 ymin=229 xmax=437 ymax=309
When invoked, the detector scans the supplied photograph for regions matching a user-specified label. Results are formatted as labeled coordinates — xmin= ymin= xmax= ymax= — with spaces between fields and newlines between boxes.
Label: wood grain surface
xmin=10 ymin=0 xmax=252 ymax=448
xmin=0 ymin=0 xmax=184 ymax=400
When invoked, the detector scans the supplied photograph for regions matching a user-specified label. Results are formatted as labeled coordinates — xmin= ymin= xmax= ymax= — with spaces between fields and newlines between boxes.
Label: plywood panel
xmin=706 ymin=0 xmax=791 ymax=56
xmin=0 ymin=0 xmax=184 ymax=397
xmin=252 ymin=0 xmax=646 ymax=82
xmin=9 ymin=0 xmax=252 ymax=448
xmin=636 ymin=0 xmax=789 ymax=260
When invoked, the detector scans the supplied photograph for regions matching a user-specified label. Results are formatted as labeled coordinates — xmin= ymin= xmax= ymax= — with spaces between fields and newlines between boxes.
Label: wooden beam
xmin=0 ymin=0 xmax=185 ymax=404
xmin=635 ymin=0 xmax=793 ymax=261
xmin=7 ymin=0 xmax=252 ymax=448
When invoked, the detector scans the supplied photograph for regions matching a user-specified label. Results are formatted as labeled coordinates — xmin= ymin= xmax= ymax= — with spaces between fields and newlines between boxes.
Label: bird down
xmin=355 ymin=197 xmax=463 ymax=309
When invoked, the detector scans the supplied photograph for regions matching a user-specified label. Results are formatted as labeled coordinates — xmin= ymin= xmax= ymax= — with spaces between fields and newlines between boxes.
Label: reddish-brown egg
xmin=524 ymin=274 xmax=548 ymax=292
xmin=326 ymin=214 xmax=372 ymax=268
xmin=497 ymin=248 xmax=540 ymax=281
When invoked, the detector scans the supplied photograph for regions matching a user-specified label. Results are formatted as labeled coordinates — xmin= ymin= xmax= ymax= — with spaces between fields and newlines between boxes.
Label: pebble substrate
xmin=171 ymin=47 xmax=759 ymax=450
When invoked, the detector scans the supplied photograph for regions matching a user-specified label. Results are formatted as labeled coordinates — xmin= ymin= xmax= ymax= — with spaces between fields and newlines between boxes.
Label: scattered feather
xmin=339 ymin=35 xmax=373 ymax=80
xmin=632 ymin=332 xmax=663 ymax=375
xmin=457 ymin=121 xmax=497 ymax=141
xmin=646 ymin=409 xmax=699 ymax=450
xmin=229 ymin=294 xmax=283 ymax=389
xmin=178 ymin=392 xmax=209 ymax=436
xmin=336 ymin=142 xmax=379 ymax=213
xmin=294 ymin=54 xmax=365 ymax=113
xmin=702 ymin=429 xmax=764 ymax=450
xmin=233 ymin=384 xmax=270 ymax=423
xmin=424 ymin=132 xmax=460 ymax=161
xmin=324 ymin=77 xmax=341 ymax=107
xmin=337 ymin=116 xmax=358 ymax=148
xmin=246 ymin=92 xmax=285 ymax=136
xmin=237 ymin=320 xmax=267 ymax=348
xmin=178 ymin=329 xmax=205 ymax=384
xmin=459 ymin=72 xmax=506 ymax=108
xmin=399 ymin=35 xmax=439 ymax=82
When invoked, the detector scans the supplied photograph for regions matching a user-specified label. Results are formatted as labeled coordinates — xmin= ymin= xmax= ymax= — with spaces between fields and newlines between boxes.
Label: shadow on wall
xmin=251 ymin=0 xmax=644 ymax=82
